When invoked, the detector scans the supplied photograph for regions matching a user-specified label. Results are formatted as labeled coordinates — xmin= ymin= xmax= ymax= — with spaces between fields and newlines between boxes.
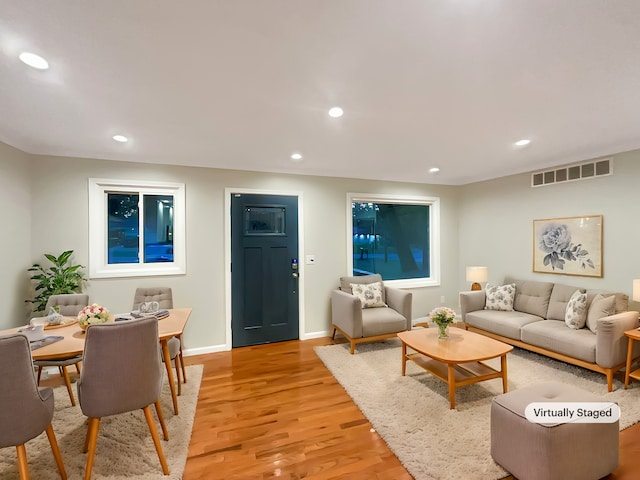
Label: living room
xmin=2 ymin=2 xmax=640 ymax=478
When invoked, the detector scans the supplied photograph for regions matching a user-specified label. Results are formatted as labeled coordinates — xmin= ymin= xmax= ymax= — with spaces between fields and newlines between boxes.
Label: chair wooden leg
xmin=332 ymin=327 xmax=337 ymax=340
xmin=161 ymin=340 xmax=179 ymax=415
xmin=143 ymin=405 xmax=170 ymax=475
xmin=36 ymin=366 xmax=43 ymax=385
xmin=75 ymin=362 xmax=81 ymax=374
xmin=16 ymin=444 xmax=29 ymax=480
xmin=45 ymin=424 xmax=67 ymax=480
xmin=59 ymin=366 xmax=76 ymax=406
xmin=350 ymin=340 xmax=356 ymax=354
xmin=83 ymin=417 xmax=100 ymax=480
xmin=154 ymin=399 xmax=169 ymax=441
xmin=174 ymin=356 xmax=182 ymax=396
xmin=177 ymin=335 xmax=186 ymax=383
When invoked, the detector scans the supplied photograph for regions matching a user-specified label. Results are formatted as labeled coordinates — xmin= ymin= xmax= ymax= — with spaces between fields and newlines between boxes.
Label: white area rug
xmin=315 ymin=339 xmax=640 ymax=480
xmin=0 ymin=364 xmax=203 ymax=480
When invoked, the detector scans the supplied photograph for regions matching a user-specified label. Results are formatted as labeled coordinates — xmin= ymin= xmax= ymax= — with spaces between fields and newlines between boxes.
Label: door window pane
xmin=244 ymin=206 xmax=286 ymax=235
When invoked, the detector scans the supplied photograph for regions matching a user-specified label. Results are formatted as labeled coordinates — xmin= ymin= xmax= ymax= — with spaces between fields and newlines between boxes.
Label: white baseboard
xmin=301 ymin=330 xmax=331 ymax=340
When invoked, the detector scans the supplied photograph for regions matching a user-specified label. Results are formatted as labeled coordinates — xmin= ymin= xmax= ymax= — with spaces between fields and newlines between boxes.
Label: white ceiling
xmin=1 ymin=1 xmax=640 ymax=185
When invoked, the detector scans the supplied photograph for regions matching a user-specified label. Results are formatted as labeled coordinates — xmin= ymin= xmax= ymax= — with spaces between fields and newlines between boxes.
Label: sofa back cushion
xmin=586 ymin=289 xmax=629 ymax=314
xmin=505 ymin=277 xmax=554 ymax=318
xmin=340 ymin=274 xmax=386 ymax=303
xmin=547 ymin=283 xmax=586 ymax=321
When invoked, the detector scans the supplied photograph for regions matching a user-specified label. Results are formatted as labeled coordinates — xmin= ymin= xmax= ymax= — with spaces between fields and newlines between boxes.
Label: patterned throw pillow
xmin=484 ymin=283 xmax=516 ymax=311
xmin=586 ymin=294 xmax=616 ymax=333
xmin=565 ymin=289 xmax=587 ymax=329
xmin=350 ymin=282 xmax=386 ymax=308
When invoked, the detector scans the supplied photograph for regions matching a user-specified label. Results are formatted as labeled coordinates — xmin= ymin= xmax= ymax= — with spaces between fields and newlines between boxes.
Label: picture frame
xmin=533 ymin=215 xmax=603 ymax=277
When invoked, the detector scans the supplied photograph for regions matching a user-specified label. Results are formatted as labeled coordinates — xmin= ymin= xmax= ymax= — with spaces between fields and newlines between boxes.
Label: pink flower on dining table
xmin=77 ymin=303 xmax=110 ymax=326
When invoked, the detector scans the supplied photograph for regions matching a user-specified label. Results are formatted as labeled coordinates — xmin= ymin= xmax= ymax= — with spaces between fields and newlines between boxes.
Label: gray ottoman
xmin=491 ymin=381 xmax=619 ymax=480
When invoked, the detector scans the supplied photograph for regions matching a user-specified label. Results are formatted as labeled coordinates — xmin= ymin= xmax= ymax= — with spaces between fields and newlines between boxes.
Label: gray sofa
xmin=460 ymin=278 xmax=640 ymax=391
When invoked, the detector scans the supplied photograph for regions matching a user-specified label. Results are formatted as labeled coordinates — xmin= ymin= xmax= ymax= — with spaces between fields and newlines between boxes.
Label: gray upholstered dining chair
xmin=77 ymin=317 xmax=169 ymax=479
xmin=34 ymin=293 xmax=89 ymax=406
xmin=133 ymin=287 xmax=186 ymax=391
xmin=0 ymin=333 xmax=67 ymax=480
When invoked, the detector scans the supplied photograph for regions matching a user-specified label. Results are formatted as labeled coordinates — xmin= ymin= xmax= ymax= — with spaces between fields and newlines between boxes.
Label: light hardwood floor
xmin=180 ymin=337 xmax=640 ymax=480
xmin=47 ymin=337 xmax=640 ymax=479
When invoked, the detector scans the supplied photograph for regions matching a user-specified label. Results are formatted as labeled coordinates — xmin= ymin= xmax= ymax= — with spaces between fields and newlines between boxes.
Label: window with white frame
xmin=347 ymin=193 xmax=440 ymax=288
xmin=88 ymin=178 xmax=186 ymax=278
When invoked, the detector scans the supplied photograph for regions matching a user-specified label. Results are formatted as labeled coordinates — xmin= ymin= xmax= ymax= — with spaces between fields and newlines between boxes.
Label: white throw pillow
xmin=350 ymin=282 xmax=386 ymax=308
xmin=586 ymin=294 xmax=616 ymax=333
xmin=484 ymin=283 xmax=516 ymax=311
xmin=565 ymin=289 xmax=587 ymax=329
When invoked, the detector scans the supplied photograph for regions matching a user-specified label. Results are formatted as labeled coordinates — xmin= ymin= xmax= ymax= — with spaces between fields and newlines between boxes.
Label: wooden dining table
xmin=1 ymin=307 xmax=191 ymax=415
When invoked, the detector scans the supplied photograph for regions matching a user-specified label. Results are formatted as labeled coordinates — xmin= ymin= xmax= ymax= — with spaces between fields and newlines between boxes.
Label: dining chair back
xmin=0 ymin=333 xmax=67 ymax=479
xmin=77 ymin=316 xmax=169 ymax=479
xmin=45 ymin=294 xmax=89 ymax=316
xmin=133 ymin=287 xmax=186 ymax=400
xmin=35 ymin=293 xmax=90 ymax=406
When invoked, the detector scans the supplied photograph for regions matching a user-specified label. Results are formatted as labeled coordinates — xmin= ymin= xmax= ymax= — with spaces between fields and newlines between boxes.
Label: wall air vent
xmin=531 ymin=158 xmax=613 ymax=188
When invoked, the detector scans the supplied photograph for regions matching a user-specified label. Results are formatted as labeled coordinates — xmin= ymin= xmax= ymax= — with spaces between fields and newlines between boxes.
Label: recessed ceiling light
xmin=328 ymin=107 xmax=344 ymax=118
xmin=429 ymin=167 xmax=440 ymax=173
xmin=19 ymin=52 xmax=49 ymax=70
xmin=290 ymin=153 xmax=303 ymax=161
xmin=514 ymin=139 xmax=531 ymax=146
xmin=112 ymin=135 xmax=128 ymax=143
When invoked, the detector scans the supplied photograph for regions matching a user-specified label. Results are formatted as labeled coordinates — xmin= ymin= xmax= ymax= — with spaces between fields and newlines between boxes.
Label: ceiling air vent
xmin=531 ymin=158 xmax=613 ymax=187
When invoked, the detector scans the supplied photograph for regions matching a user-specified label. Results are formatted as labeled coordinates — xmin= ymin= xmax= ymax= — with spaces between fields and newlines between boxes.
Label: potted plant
xmin=26 ymin=250 xmax=87 ymax=312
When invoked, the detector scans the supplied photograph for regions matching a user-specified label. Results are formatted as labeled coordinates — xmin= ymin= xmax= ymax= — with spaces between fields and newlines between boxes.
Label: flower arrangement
xmin=429 ymin=306 xmax=457 ymax=338
xmin=77 ymin=303 xmax=110 ymax=329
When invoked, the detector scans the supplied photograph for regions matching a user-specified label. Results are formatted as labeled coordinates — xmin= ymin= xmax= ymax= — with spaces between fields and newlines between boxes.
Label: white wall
xmin=15 ymin=151 xmax=460 ymax=352
xmin=458 ymin=150 xmax=640 ymax=308
xmin=0 ymin=142 xmax=32 ymax=325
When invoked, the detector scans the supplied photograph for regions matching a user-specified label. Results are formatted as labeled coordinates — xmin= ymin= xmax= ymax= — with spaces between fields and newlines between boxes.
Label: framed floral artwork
xmin=533 ymin=215 xmax=603 ymax=277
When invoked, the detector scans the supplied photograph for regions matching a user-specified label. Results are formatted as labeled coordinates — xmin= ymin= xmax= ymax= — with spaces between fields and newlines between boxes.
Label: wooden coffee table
xmin=398 ymin=327 xmax=513 ymax=409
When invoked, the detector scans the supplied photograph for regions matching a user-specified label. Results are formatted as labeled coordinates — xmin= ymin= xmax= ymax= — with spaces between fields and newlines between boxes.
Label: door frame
xmin=224 ymin=187 xmax=305 ymax=350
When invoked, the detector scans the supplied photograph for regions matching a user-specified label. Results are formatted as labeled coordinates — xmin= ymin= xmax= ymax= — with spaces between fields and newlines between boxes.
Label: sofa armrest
xmin=459 ymin=290 xmax=487 ymax=321
xmin=331 ymin=289 xmax=363 ymax=338
xmin=596 ymin=311 xmax=640 ymax=368
xmin=385 ymin=286 xmax=413 ymax=330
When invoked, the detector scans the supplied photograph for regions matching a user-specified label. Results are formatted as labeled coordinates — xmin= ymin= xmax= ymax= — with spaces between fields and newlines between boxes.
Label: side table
xmin=623 ymin=328 xmax=640 ymax=388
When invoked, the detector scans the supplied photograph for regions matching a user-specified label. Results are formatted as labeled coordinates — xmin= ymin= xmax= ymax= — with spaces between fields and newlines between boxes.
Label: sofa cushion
xmin=565 ymin=290 xmax=587 ymax=329
xmin=521 ymin=320 xmax=596 ymax=363
xmin=508 ymin=279 xmax=554 ymax=318
xmin=548 ymin=284 xmax=585 ymax=321
xmin=350 ymin=282 xmax=386 ymax=308
xmin=485 ymin=283 xmax=516 ymax=311
xmin=586 ymin=289 xmax=629 ymax=314
xmin=465 ymin=310 xmax=542 ymax=341
xmin=340 ymin=274 xmax=385 ymax=303
xmin=586 ymin=294 xmax=616 ymax=333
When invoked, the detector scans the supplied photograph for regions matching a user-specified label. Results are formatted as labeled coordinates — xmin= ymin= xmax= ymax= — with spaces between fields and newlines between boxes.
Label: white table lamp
xmin=633 ymin=279 xmax=640 ymax=302
xmin=466 ymin=266 xmax=488 ymax=291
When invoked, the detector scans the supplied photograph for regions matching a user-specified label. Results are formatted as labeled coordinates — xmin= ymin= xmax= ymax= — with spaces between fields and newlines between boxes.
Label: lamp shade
xmin=466 ymin=266 xmax=488 ymax=291
xmin=466 ymin=266 xmax=488 ymax=283
xmin=633 ymin=279 xmax=640 ymax=302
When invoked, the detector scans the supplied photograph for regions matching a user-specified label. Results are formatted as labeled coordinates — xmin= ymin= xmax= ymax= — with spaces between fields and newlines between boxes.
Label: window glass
xmin=143 ymin=195 xmax=174 ymax=262
xmin=348 ymin=193 xmax=440 ymax=287
xmin=108 ymin=193 xmax=139 ymax=264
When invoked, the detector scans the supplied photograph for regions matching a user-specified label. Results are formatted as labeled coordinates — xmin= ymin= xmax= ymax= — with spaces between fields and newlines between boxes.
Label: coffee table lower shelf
xmin=403 ymin=350 xmax=509 ymax=409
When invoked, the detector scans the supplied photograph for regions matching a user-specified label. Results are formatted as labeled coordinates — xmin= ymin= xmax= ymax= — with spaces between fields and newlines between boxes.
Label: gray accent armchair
xmin=77 ymin=317 xmax=169 ymax=479
xmin=35 ymin=293 xmax=89 ymax=406
xmin=331 ymin=274 xmax=412 ymax=354
xmin=0 ymin=334 xmax=67 ymax=479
